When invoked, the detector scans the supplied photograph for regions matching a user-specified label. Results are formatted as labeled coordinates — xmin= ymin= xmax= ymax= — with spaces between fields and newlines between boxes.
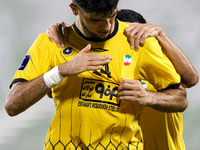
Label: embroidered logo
xmin=61 ymin=46 xmax=74 ymax=56
xmin=18 ymin=55 xmax=31 ymax=70
xmin=123 ymin=55 xmax=132 ymax=66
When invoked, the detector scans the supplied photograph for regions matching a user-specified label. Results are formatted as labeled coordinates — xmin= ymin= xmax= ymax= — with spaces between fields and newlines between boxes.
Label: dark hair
xmin=73 ymin=0 xmax=119 ymax=16
xmin=116 ymin=9 xmax=146 ymax=23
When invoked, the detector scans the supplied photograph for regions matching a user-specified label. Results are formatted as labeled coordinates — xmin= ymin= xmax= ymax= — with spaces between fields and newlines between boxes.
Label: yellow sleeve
xmin=11 ymin=33 xmax=55 ymax=85
xmin=136 ymin=37 xmax=180 ymax=90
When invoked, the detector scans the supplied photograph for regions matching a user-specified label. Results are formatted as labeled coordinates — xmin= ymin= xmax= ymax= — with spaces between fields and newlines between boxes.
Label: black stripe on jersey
xmin=73 ymin=19 xmax=119 ymax=42
xmin=90 ymin=48 xmax=109 ymax=52
xmin=165 ymin=83 xmax=181 ymax=89
xmin=10 ymin=78 xmax=28 ymax=89
xmin=159 ymin=83 xmax=181 ymax=91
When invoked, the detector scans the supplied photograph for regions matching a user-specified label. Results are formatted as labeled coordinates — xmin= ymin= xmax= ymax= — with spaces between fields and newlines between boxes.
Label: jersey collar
xmin=73 ymin=19 xmax=119 ymax=42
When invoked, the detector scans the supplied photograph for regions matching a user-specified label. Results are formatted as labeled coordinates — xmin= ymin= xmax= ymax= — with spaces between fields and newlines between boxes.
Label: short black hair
xmin=116 ymin=9 xmax=146 ymax=23
xmin=73 ymin=0 xmax=119 ymax=16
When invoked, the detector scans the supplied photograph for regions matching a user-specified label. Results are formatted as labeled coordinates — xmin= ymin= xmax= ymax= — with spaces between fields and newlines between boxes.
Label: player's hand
xmin=58 ymin=44 xmax=113 ymax=77
xmin=117 ymin=79 xmax=150 ymax=106
xmin=46 ymin=22 xmax=70 ymax=48
xmin=124 ymin=23 xmax=161 ymax=51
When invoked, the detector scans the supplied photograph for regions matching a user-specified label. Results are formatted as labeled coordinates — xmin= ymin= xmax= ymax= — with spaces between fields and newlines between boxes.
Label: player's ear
xmin=69 ymin=3 xmax=78 ymax=16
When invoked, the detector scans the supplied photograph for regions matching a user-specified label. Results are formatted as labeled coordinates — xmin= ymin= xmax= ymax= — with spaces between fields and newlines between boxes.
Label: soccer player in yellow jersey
xmin=5 ymin=1 xmax=196 ymax=150
xmin=46 ymin=9 xmax=199 ymax=150
xmin=116 ymin=10 xmax=199 ymax=150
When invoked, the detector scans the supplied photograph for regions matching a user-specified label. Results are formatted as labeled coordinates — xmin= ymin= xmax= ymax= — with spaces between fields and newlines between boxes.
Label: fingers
xmin=118 ymin=79 xmax=141 ymax=92
xmin=46 ymin=23 xmax=66 ymax=48
xmin=124 ymin=23 xmax=137 ymax=50
xmin=60 ymin=44 xmax=113 ymax=77
xmin=88 ymin=56 xmax=112 ymax=68
xmin=80 ymin=44 xmax=113 ymax=64
xmin=85 ymin=64 xmax=104 ymax=71
xmin=117 ymin=79 xmax=146 ymax=104
xmin=62 ymin=22 xmax=70 ymax=43
xmin=124 ymin=23 xmax=145 ymax=51
xmin=118 ymin=80 xmax=142 ymax=98
xmin=133 ymin=29 xmax=147 ymax=50
xmin=80 ymin=44 xmax=91 ymax=53
xmin=129 ymin=28 xmax=143 ymax=51
xmin=89 ymin=53 xmax=113 ymax=62
xmin=73 ymin=44 xmax=113 ymax=72
xmin=46 ymin=25 xmax=55 ymax=43
xmin=124 ymin=23 xmax=160 ymax=52
xmin=85 ymin=54 xmax=113 ymax=71
xmin=56 ymin=23 xmax=65 ymax=47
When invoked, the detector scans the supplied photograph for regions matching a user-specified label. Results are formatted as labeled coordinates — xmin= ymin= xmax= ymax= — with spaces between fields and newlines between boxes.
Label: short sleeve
xmin=137 ymin=37 xmax=180 ymax=90
xmin=10 ymin=33 xmax=55 ymax=87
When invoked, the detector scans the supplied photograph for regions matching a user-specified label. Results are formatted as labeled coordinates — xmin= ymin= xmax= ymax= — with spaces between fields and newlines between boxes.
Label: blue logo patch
xmin=18 ymin=55 xmax=31 ymax=70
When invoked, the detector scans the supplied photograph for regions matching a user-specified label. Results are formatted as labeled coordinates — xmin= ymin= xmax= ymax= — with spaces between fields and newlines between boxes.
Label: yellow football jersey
xmin=139 ymin=81 xmax=185 ymax=150
xmin=11 ymin=20 xmax=181 ymax=150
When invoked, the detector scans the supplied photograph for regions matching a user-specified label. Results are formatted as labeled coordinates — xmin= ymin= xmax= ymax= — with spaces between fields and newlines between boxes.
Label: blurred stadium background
xmin=0 ymin=0 xmax=200 ymax=149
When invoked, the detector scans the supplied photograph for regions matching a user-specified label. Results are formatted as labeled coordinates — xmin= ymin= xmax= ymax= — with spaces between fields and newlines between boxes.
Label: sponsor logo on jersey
xmin=123 ymin=55 xmax=131 ymax=66
xmin=80 ymin=78 xmax=119 ymax=106
xmin=18 ymin=55 xmax=31 ymax=70
xmin=61 ymin=46 xmax=74 ymax=56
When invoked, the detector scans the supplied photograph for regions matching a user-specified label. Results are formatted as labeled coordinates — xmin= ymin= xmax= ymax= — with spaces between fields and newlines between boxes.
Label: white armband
xmin=43 ymin=66 xmax=64 ymax=88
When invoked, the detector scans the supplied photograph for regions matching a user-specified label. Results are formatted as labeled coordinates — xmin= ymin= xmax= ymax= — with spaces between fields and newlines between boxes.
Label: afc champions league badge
xmin=61 ymin=46 xmax=75 ymax=56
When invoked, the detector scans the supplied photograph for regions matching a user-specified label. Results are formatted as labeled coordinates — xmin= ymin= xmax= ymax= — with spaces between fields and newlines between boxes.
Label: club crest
xmin=61 ymin=46 xmax=74 ymax=56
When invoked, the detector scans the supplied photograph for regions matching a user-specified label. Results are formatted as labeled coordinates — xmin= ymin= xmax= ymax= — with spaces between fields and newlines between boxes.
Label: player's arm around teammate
xmin=5 ymin=44 xmax=113 ymax=116
xmin=47 ymin=22 xmax=198 ymax=88
xmin=117 ymin=78 xmax=187 ymax=112
xmin=45 ymin=22 xmax=189 ymax=113
xmin=124 ymin=22 xmax=199 ymax=88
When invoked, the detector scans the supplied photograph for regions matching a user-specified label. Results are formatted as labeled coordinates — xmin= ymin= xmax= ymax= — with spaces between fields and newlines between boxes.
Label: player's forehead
xmin=82 ymin=8 xmax=118 ymax=20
